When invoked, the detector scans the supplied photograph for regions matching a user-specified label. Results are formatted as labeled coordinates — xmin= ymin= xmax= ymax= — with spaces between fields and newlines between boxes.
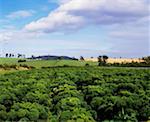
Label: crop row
xmin=0 ymin=67 xmax=149 ymax=121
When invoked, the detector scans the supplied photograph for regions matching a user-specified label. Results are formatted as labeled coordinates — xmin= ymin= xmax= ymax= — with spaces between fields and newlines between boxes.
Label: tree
xmin=142 ymin=56 xmax=150 ymax=64
xmin=31 ymin=55 xmax=35 ymax=59
xmin=5 ymin=53 xmax=8 ymax=58
xmin=98 ymin=55 xmax=109 ymax=66
xmin=9 ymin=54 xmax=12 ymax=58
xmin=80 ymin=56 xmax=84 ymax=61
xmin=12 ymin=54 xmax=15 ymax=58
xmin=18 ymin=54 xmax=22 ymax=58
xmin=98 ymin=56 xmax=103 ymax=66
xmin=102 ymin=55 xmax=108 ymax=64
xmin=58 ymin=56 xmax=62 ymax=60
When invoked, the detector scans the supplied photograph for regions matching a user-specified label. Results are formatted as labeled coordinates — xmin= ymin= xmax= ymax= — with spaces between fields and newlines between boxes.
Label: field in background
xmin=0 ymin=57 xmax=144 ymax=67
xmin=0 ymin=58 xmax=98 ymax=68
xmin=0 ymin=57 xmax=148 ymax=74
xmin=85 ymin=58 xmax=144 ymax=63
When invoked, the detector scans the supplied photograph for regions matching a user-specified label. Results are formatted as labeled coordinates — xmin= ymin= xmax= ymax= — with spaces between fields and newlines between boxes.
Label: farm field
xmin=0 ymin=58 xmax=98 ymax=68
xmin=85 ymin=58 xmax=144 ymax=63
xmin=1 ymin=0 xmax=149 ymax=121
xmin=0 ymin=67 xmax=149 ymax=121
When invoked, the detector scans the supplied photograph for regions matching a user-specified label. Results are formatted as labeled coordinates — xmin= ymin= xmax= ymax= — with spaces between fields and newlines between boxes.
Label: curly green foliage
xmin=0 ymin=67 xmax=149 ymax=121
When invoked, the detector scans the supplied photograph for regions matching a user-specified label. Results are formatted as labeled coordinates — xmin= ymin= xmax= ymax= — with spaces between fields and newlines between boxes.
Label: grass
xmin=0 ymin=58 xmax=98 ymax=74
xmin=0 ymin=58 xmax=98 ymax=68
xmin=0 ymin=58 xmax=19 ymax=64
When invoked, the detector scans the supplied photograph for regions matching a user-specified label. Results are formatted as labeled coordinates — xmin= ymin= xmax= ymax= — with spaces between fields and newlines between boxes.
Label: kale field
xmin=0 ymin=67 xmax=150 ymax=121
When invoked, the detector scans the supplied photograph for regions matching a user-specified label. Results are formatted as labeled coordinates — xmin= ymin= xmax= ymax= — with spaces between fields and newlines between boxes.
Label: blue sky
xmin=0 ymin=0 xmax=149 ymax=58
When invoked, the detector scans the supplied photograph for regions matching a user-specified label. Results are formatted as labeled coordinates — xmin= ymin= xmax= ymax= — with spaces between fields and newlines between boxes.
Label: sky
xmin=0 ymin=0 xmax=149 ymax=58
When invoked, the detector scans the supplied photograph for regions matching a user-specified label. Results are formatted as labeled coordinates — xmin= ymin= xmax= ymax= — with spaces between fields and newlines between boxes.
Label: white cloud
xmin=0 ymin=32 xmax=12 ymax=42
xmin=106 ymin=16 xmax=150 ymax=57
xmin=0 ymin=28 xmax=44 ymax=43
xmin=108 ymin=16 xmax=150 ymax=40
xmin=25 ymin=11 xmax=85 ymax=33
xmin=25 ymin=0 xmax=148 ymax=33
xmin=6 ymin=10 xmax=35 ymax=19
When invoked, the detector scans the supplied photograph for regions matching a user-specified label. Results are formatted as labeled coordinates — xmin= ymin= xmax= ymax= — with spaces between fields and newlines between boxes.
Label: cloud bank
xmin=25 ymin=0 xmax=149 ymax=33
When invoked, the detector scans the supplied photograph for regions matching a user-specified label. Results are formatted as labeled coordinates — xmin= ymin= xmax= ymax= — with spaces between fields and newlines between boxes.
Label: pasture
xmin=0 ymin=58 xmax=98 ymax=68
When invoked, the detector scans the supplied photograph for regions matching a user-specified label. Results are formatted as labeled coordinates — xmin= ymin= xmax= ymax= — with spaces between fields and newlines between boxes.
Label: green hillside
xmin=0 ymin=58 xmax=98 ymax=68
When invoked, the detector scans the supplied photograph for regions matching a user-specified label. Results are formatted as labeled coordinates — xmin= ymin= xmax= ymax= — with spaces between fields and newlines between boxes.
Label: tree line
xmin=4 ymin=53 xmax=26 ymax=58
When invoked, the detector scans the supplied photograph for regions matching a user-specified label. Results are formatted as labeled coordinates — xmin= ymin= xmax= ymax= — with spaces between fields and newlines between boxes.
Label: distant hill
xmin=28 ymin=55 xmax=78 ymax=60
